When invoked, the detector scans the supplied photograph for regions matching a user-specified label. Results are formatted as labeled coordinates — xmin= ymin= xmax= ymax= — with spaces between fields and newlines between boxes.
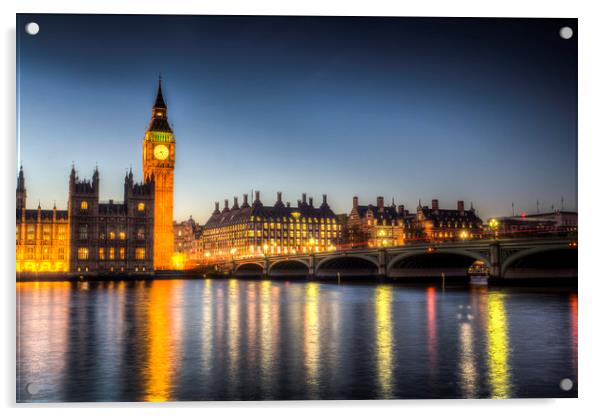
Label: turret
xmin=16 ymin=165 xmax=26 ymax=210
xmin=148 ymin=76 xmax=172 ymax=132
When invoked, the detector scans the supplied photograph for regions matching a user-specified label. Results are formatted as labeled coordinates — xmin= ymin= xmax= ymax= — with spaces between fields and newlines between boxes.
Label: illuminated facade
xmin=347 ymin=196 xmax=409 ymax=247
xmin=16 ymin=80 xmax=176 ymax=277
xmin=201 ymin=191 xmax=341 ymax=261
xmin=346 ymin=197 xmax=484 ymax=246
xmin=411 ymin=199 xmax=484 ymax=241
xmin=173 ymin=216 xmax=200 ymax=268
xmin=68 ymin=166 xmax=155 ymax=276
xmin=143 ymin=78 xmax=175 ymax=270
xmin=16 ymin=167 xmax=70 ymax=273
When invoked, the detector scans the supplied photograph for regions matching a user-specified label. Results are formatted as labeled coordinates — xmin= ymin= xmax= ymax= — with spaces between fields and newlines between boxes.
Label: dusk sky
xmin=17 ymin=14 xmax=577 ymax=221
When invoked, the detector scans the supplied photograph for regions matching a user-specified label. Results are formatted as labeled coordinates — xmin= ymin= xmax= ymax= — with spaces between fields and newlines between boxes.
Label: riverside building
xmin=201 ymin=191 xmax=341 ymax=261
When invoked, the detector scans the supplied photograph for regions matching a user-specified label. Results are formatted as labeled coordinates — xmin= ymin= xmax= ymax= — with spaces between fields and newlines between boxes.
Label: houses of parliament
xmin=16 ymin=80 xmax=176 ymax=277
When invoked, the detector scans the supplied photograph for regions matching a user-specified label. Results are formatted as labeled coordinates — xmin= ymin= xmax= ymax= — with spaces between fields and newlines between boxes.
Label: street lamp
xmin=488 ymin=218 xmax=499 ymax=239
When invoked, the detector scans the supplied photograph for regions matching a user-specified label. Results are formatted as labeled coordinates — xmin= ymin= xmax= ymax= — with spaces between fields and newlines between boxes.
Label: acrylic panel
xmin=16 ymin=14 xmax=578 ymax=402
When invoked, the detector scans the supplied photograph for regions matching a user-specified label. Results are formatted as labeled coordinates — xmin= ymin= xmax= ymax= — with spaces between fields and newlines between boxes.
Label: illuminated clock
xmin=153 ymin=144 xmax=169 ymax=160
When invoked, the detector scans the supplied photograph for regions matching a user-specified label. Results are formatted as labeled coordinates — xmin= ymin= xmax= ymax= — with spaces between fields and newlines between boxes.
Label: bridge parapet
xmin=224 ymin=237 xmax=576 ymax=280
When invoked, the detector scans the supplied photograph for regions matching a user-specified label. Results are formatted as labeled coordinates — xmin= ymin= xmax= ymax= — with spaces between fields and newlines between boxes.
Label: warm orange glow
xmin=144 ymin=281 xmax=182 ymax=402
xmin=171 ymin=252 xmax=185 ymax=270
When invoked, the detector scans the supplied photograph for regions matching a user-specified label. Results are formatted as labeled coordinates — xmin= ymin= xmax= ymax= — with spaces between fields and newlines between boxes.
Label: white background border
xmin=2 ymin=0 xmax=601 ymax=414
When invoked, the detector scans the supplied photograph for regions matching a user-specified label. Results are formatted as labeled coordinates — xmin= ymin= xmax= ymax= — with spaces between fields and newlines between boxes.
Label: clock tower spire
xmin=143 ymin=77 xmax=175 ymax=270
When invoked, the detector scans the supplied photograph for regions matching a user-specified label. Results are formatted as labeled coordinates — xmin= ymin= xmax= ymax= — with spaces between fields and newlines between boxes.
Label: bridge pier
xmin=378 ymin=249 xmax=387 ymax=280
xmin=263 ymin=258 xmax=269 ymax=278
xmin=308 ymin=254 xmax=316 ymax=280
xmin=489 ymin=242 xmax=501 ymax=278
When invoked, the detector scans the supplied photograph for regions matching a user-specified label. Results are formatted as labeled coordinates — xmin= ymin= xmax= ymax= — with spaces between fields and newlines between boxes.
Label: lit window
xmin=77 ymin=247 xmax=89 ymax=260
xmin=119 ymin=231 xmax=126 ymax=240
xmin=80 ymin=200 xmax=88 ymax=210
xmin=109 ymin=231 xmax=115 ymax=240
xmin=109 ymin=247 xmax=115 ymax=260
xmin=99 ymin=248 xmax=105 ymax=260
xmin=135 ymin=248 xmax=145 ymax=260
xmin=138 ymin=202 xmax=145 ymax=212
xmin=119 ymin=248 xmax=125 ymax=259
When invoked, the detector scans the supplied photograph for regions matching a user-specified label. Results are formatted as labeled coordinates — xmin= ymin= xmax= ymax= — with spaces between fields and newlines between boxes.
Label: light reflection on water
xmin=375 ymin=285 xmax=393 ymax=398
xmin=16 ymin=279 xmax=577 ymax=402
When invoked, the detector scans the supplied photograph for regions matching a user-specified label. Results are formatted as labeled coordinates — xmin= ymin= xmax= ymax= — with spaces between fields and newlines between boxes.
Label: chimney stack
xmin=309 ymin=197 xmax=314 ymax=207
xmin=214 ymin=201 xmax=220 ymax=213
xmin=233 ymin=196 xmax=239 ymax=209
xmin=223 ymin=199 xmax=230 ymax=211
xmin=242 ymin=193 xmax=249 ymax=207
xmin=277 ymin=191 xmax=282 ymax=202
xmin=353 ymin=196 xmax=359 ymax=209
xmin=398 ymin=204 xmax=405 ymax=215
xmin=255 ymin=190 xmax=261 ymax=203
xmin=322 ymin=194 xmax=327 ymax=205
xmin=302 ymin=193 xmax=307 ymax=204
xmin=457 ymin=200 xmax=465 ymax=214
xmin=432 ymin=199 xmax=439 ymax=212
xmin=377 ymin=196 xmax=385 ymax=212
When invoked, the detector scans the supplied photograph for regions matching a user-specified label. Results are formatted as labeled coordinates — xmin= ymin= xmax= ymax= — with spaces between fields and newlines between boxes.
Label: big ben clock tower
xmin=143 ymin=78 xmax=175 ymax=270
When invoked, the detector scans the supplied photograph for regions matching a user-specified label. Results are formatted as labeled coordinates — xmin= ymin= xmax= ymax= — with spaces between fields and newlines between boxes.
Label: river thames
xmin=16 ymin=279 xmax=577 ymax=402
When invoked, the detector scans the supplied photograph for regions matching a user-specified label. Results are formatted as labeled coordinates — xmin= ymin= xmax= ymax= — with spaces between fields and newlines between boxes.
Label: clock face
xmin=153 ymin=144 xmax=169 ymax=160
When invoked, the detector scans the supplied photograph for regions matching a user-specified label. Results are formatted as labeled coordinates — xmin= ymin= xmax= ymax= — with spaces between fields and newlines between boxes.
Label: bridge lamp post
xmin=460 ymin=230 xmax=469 ymax=241
xmin=488 ymin=218 xmax=499 ymax=239
xmin=263 ymin=243 xmax=269 ymax=258
xmin=308 ymin=237 xmax=316 ymax=253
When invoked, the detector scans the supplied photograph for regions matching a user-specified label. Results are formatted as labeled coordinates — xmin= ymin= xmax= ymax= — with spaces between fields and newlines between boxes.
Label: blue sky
xmin=17 ymin=15 xmax=577 ymax=221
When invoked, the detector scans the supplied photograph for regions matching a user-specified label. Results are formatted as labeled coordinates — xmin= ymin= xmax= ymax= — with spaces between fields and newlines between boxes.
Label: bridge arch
xmin=234 ymin=262 xmax=265 ymax=276
xmin=387 ymin=248 xmax=492 ymax=279
xmin=315 ymin=254 xmax=379 ymax=278
xmin=387 ymin=248 xmax=492 ymax=272
xmin=268 ymin=259 xmax=310 ymax=277
xmin=501 ymin=245 xmax=577 ymax=278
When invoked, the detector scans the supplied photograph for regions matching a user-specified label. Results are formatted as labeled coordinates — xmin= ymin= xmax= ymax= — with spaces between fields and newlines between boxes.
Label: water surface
xmin=16 ymin=279 xmax=578 ymax=401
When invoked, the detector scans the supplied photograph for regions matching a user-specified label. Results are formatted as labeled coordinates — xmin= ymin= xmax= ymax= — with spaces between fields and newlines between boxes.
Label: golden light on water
xmin=144 ymin=280 xmax=182 ymax=402
xmin=375 ymin=285 xmax=393 ymax=398
xmin=304 ymin=282 xmax=320 ymax=397
xmin=486 ymin=292 xmax=511 ymax=399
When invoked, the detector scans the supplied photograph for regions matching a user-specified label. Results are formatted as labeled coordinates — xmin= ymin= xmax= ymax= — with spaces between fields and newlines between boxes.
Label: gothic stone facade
xmin=16 ymin=167 xmax=70 ymax=273
xmin=68 ymin=167 xmax=154 ymax=276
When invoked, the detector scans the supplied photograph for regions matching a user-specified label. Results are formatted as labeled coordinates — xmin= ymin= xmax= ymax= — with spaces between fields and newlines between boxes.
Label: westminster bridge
xmin=217 ymin=237 xmax=577 ymax=280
